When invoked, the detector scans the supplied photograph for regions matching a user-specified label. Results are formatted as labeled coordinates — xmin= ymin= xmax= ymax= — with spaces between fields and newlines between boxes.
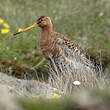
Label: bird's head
xmin=37 ymin=16 xmax=52 ymax=28
xmin=13 ymin=16 xmax=52 ymax=36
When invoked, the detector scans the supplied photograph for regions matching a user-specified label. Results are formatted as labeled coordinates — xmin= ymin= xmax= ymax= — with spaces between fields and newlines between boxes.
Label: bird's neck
xmin=41 ymin=25 xmax=53 ymax=39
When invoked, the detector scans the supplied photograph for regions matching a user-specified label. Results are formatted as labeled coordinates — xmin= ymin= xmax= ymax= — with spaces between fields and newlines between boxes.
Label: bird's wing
xmin=55 ymin=32 xmax=83 ymax=57
xmin=54 ymin=32 xmax=94 ymax=68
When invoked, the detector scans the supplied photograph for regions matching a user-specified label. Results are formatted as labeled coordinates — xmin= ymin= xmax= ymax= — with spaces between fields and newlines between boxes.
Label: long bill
xmin=13 ymin=23 xmax=38 ymax=36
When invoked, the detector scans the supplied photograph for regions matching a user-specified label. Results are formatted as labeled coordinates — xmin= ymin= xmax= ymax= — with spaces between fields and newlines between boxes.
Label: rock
xmin=0 ymin=84 xmax=22 ymax=110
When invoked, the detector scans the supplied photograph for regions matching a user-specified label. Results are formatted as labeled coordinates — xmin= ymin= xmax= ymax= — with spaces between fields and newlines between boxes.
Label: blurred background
xmin=0 ymin=0 xmax=110 ymax=110
xmin=0 ymin=0 xmax=110 ymax=76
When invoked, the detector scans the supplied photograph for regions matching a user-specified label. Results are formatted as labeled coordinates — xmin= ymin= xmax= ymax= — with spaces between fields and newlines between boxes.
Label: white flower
xmin=99 ymin=12 xmax=104 ymax=17
xmin=73 ymin=81 xmax=81 ymax=86
xmin=14 ymin=57 xmax=17 ymax=60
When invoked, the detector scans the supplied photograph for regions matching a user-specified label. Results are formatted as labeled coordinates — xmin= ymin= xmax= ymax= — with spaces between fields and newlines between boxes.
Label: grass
xmin=18 ymin=88 xmax=110 ymax=110
xmin=0 ymin=0 xmax=110 ymax=75
xmin=0 ymin=1 xmax=110 ymax=109
xmin=0 ymin=81 xmax=110 ymax=110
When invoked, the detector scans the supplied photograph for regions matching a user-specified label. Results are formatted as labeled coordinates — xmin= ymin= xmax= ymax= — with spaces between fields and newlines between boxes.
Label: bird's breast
xmin=40 ymin=37 xmax=59 ymax=59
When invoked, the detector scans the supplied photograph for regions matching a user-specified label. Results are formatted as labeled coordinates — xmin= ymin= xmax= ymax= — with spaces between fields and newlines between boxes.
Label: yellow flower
xmin=0 ymin=18 xmax=4 ymax=24
xmin=18 ymin=28 xmax=23 ymax=32
xmin=3 ymin=23 xmax=10 ymax=28
xmin=46 ymin=93 xmax=61 ymax=99
xmin=52 ymin=93 xmax=61 ymax=99
xmin=1 ymin=29 xmax=10 ymax=34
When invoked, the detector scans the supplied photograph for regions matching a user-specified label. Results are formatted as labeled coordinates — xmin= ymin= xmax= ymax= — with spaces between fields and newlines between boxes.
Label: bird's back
xmin=40 ymin=32 xmax=95 ymax=71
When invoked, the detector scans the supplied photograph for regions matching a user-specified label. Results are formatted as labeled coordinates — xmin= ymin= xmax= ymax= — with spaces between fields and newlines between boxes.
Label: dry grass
xmin=47 ymin=59 xmax=106 ymax=94
xmin=0 ymin=0 xmax=110 ymax=76
xmin=0 ymin=0 xmax=109 ymax=101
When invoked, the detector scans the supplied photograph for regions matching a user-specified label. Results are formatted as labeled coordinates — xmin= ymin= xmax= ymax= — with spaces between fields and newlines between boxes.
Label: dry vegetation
xmin=0 ymin=0 xmax=110 ymax=109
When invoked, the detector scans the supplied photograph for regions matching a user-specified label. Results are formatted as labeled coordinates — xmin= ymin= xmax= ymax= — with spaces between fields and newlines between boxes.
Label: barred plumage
xmin=14 ymin=16 xmax=98 ymax=87
xmin=38 ymin=16 xmax=98 ymax=87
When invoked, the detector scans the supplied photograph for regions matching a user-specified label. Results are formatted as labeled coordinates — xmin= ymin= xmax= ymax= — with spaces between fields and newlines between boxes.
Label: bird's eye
xmin=38 ymin=21 xmax=41 ymax=24
xmin=38 ymin=20 xmax=42 ymax=24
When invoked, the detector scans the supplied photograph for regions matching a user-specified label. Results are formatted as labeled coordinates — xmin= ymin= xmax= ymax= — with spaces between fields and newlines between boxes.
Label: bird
xmin=14 ymin=16 xmax=98 ymax=87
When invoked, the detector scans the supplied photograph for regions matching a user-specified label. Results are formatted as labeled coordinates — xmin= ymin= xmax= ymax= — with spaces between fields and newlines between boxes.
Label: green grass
xmin=18 ymin=88 xmax=110 ymax=110
xmin=0 ymin=0 xmax=110 ymax=75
